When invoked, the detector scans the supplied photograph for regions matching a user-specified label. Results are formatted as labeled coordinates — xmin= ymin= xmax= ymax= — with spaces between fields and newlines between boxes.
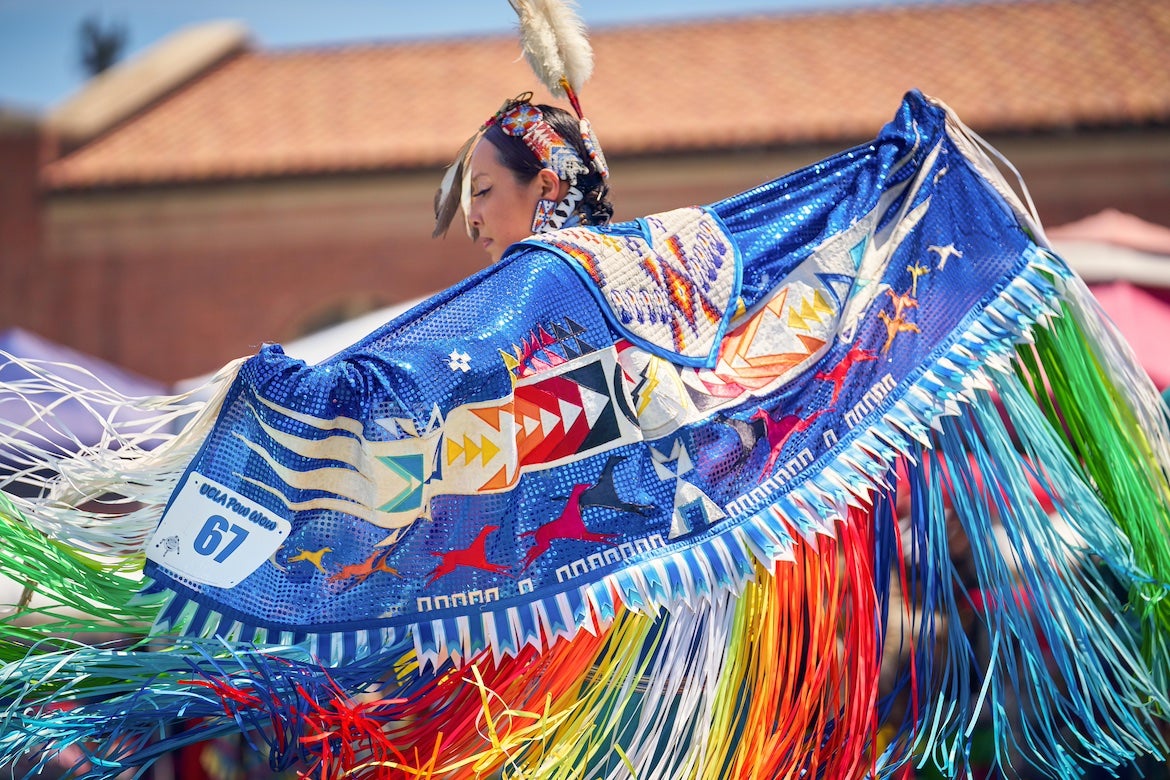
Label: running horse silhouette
xmin=522 ymin=483 xmax=621 ymax=570
xmin=329 ymin=548 xmax=400 ymax=586
xmin=428 ymin=525 xmax=510 ymax=584
xmin=521 ymin=454 xmax=653 ymax=569
xmin=814 ymin=344 xmax=878 ymax=405
xmin=751 ymin=406 xmax=831 ymax=477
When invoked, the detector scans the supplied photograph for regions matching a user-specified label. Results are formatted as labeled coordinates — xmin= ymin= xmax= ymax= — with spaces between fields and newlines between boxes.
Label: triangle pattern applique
xmin=377 ymin=454 xmax=424 ymax=512
xmin=579 ymin=384 xmax=611 ymax=429
xmin=558 ymin=396 xmax=583 ymax=431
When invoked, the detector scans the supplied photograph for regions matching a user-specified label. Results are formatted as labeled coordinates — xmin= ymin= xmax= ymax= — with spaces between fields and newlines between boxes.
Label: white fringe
xmin=0 ymin=354 xmax=245 ymax=557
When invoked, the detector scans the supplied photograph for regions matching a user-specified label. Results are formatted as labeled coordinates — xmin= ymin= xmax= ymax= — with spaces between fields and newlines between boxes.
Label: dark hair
xmin=482 ymin=103 xmax=614 ymax=227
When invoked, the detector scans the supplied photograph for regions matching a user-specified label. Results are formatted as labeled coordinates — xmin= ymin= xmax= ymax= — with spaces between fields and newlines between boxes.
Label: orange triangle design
xmin=480 ymin=465 xmax=514 ymax=491
xmin=470 ymin=406 xmax=503 ymax=430
xmin=798 ymin=334 xmax=826 ymax=353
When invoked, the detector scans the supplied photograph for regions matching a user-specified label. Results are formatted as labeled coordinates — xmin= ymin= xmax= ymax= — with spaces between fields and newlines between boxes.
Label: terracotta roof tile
xmin=45 ymin=0 xmax=1170 ymax=189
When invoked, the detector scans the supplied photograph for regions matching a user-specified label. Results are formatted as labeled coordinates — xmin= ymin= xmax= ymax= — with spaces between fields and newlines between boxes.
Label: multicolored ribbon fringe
xmin=3 ymin=91 xmax=1170 ymax=779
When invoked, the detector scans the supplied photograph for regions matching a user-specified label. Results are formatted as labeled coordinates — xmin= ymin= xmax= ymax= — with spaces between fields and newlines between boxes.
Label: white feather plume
xmin=508 ymin=0 xmax=593 ymax=98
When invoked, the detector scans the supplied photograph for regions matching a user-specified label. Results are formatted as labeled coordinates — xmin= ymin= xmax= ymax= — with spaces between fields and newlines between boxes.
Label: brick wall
xmin=988 ymin=130 xmax=1170 ymax=228
xmin=0 ymin=119 xmax=45 ymax=337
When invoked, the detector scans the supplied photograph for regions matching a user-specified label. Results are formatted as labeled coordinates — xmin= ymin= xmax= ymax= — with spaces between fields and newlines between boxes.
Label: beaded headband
xmin=495 ymin=98 xmax=591 ymax=185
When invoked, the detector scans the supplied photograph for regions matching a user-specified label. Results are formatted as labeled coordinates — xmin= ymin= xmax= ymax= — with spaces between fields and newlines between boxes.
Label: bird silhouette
xmin=927 ymin=243 xmax=963 ymax=270
xmin=522 ymin=483 xmax=619 ymax=570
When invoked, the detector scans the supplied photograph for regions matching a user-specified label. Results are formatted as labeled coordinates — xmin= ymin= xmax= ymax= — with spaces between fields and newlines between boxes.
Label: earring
xmin=531 ymin=197 xmax=558 ymax=233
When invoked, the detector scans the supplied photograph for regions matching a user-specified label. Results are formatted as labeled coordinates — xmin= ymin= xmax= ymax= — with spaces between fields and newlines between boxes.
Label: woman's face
xmin=466 ymin=139 xmax=560 ymax=263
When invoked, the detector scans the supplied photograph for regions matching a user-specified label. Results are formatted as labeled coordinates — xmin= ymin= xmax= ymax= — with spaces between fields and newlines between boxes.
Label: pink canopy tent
xmin=1050 ymin=210 xmax=1170 ymax=392
xmin=1050 ymin=209 xmax=1170 ymax=256
xmin=1084 ymin=282 xmax=1170 ymax=391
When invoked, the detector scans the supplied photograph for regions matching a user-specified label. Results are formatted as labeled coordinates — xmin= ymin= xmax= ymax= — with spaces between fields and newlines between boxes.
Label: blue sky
xmin=0 ymin=0 xmax=945 ymax=113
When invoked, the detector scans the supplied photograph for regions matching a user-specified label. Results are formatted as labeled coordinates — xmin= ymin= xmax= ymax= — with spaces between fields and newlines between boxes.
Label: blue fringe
xmin=874 ymin=374 xmax=1168 ymax=778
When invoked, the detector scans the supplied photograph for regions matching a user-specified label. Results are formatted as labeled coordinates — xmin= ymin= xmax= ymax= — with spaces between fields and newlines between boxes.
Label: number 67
xmin=193 ymin=515 xmax=250 ymax=563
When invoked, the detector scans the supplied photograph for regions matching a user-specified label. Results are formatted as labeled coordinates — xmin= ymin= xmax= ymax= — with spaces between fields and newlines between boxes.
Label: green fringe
xmin=1015 ymin=303 xmax=1170 ymax=678
xmin=0 ymin=491 xmax=160 ymax=664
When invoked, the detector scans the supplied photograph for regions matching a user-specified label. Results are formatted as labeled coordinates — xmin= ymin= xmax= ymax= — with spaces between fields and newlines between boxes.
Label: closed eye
xmin=472 ymin=187 xmax=491 ymax=198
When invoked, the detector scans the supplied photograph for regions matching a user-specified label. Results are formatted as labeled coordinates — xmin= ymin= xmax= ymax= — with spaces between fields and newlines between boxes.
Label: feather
xmin=432 ymin=131 xmax=478 ymax=238
xmin=459 ymin=146 xmax=475 ymax=237
xmin=508 ymin=0 xmax=593 ymax=100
